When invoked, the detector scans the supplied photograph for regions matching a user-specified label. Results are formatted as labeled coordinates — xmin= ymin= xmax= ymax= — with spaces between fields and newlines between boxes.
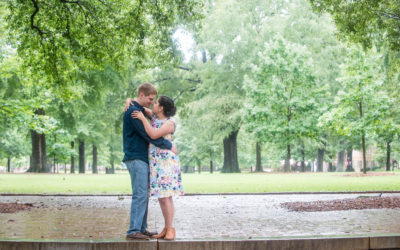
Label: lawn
xmin=0 ymin=172 xmax=399 ymax=194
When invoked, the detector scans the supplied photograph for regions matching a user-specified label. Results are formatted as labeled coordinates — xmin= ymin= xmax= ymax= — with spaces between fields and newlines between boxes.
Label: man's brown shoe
xmin=126 ymin=232 xmax=150 ymax=240
xmin=143 ymin=230 xmax=157 ymax=237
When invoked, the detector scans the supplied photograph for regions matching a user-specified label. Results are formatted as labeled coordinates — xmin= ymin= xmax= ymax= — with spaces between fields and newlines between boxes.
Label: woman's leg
xmin=168 ymin=197 xmax=174 ymax=227
xmin=163 ymin=197 xmax=176 ymax=240
xmin=158 ymin=197 xmax=169 ymax=227
xmin=159 ymin=196 xmax=174 ymax=228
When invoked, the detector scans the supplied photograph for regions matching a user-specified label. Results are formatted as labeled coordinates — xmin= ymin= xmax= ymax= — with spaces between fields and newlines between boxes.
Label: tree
xmin=308 ymin=0 xmax=400 ymax=52
xmin=245 ymin=35 xmax=317 ymax=172
xmin=319 ymin=46 xmax=388 ymax=174
xmin=5 ymin=0 xmax=203 ymax=92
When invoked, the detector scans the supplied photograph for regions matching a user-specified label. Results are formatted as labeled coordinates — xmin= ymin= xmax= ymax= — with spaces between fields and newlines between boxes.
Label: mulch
xmin=281 ymin=196 xmax=400 ymax=212
xmin=338 ymin=172 xmax=397 ymax=177
xmin=0 ymin=203 xmax=35 ymax=213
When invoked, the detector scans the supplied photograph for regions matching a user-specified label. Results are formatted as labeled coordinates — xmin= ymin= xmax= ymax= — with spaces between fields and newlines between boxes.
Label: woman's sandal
xmin=164 ymin=228 xmax=175 ymax=240
xmin=152 ymin=228 xmax=167 ymax=239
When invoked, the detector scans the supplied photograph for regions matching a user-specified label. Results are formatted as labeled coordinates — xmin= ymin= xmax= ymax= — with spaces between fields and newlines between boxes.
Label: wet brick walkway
xmin=0 ymin=193 xmax=399 ymax=240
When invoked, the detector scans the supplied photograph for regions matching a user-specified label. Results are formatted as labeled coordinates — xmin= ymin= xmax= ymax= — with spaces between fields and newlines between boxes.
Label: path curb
xmin=1 ymin=235 xmax=400 ymax=250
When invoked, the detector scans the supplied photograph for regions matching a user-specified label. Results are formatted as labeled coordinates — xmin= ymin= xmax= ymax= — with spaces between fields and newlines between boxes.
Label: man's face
xmin=141 ymin=94 xmax=156 ymax=108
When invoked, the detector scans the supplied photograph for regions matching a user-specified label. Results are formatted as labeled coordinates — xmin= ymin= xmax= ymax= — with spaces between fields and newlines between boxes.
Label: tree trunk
xmin=386 ymin=141 xmax=391 ymax=171
xmin=362 ymin=134 xmax=367 ymax=174
xmin=210 ymin=152 xmax=213 ymax=174
xmin=92 ymin=144 xmax=98 ymax=174
xmin=346 ymin=147 xmax=353 ymax=172
xmin=28 ymin=109 xmax=48 ymax=173
xmin=70 ymin=141 xmax=75 ymax=173
xmin=317 ymin=148 xmax=325 ymax=172
xmin=111 ymin=159 xmax=115 ymax=173
xmin=301 ymin=146 xmax=305 ymax=173
xmin=336 ymin=150 xmax=345 ymax=172
xmin=256 ymin=142 xmax=263 ymax=172
xmin=79 ymin=139 xmax=85 ymax=174
xmin=359 ymin=100 xmax=367 ymax=174
xmin=222 ymin=130 xmax=240 ymax=173
xmin=7 ymin=157 xmax=11 ymax=173
xmin=284 ymin=144 xmax=291 ymax=172
xmin=106 ymin=143 xmax=115 ymax=174
xmin=202 ymin=50 xmax=207 ymax=63
xmin=328 ymin=155 xmax=334 ymax=172
xmin=53 ymin=154 xmax=56 ymax=173
xmin=106 ymin=157 xmax=115 ymax=174
xmin=197 ymin=159 xmax=201 ymax=174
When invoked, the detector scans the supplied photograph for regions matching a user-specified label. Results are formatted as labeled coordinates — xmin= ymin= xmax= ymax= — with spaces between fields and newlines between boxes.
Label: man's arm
xmin=125 ymin=109 xmax=172 ymax=149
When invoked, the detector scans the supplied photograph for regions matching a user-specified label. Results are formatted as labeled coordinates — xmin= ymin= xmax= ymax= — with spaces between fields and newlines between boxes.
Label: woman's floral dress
xmin=149 ymin=115 xmax=184 ymax=198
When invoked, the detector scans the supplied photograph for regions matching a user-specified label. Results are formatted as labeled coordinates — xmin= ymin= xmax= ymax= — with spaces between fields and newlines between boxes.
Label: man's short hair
xmin=137 ymin=82 xmax=157 ymax=96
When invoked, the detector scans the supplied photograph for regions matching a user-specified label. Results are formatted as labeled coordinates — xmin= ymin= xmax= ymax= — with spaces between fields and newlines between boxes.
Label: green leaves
xmin=245 ymin=35 xmax=317 ymax=145
xmin=309 ymin=0 xmax=400 ymax=52
xmin=5 ymin=0 xmax=203 ymax=90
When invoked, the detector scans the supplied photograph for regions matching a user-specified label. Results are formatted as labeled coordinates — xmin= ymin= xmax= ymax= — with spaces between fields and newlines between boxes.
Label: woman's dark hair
xmin=158 ymin=95 xmax=176 ymax=117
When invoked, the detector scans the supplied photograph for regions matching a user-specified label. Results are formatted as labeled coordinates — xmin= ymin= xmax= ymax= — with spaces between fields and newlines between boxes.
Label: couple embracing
xmin=123 ymin=83 xmax=184 ymax=240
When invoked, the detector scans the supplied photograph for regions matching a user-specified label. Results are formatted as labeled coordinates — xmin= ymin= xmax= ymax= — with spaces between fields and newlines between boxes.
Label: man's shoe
xmin=143 ymin=230 xmax=158 ymax=237
xmin=126 ymin=232 xmax=150 ymax=240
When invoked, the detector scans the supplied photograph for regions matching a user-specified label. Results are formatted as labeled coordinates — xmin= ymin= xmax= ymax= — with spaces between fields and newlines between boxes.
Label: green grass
xmin=0 ymin=172 xmax=399 ymax=194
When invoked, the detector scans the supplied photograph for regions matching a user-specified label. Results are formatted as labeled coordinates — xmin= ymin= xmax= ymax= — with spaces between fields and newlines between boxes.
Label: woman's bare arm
xmin=131 ymin=111 xmax=175 ymax=139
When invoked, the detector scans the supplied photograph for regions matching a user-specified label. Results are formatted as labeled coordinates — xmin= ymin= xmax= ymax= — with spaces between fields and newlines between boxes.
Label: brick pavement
xmin=0 ymin=194 xmax=399 ymax=240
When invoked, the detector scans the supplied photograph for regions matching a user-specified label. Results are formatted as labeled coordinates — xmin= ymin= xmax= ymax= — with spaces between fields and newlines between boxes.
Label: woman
xmin=126 ymin=95 xmax=184 ymax=240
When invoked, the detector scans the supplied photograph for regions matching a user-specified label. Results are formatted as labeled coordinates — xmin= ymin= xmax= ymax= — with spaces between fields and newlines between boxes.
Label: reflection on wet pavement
xmin=0 ymin=194 xmax=399 ymax=240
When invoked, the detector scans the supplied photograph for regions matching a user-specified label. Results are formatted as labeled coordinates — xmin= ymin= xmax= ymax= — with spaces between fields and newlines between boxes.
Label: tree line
xmin=0 ymin=0 xmax=399 ymax=174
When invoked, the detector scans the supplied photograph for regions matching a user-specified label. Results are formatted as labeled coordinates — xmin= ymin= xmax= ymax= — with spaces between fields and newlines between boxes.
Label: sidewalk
xmin=1 ymin=193 xmax=400 ymax=241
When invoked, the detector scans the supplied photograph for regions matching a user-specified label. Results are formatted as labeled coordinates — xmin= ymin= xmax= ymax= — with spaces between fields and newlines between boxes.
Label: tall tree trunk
xmin=106 ymin=157 xmax=115 ymax=174
xmin=79 ymin=139 xmax=85 ymax=174
xmin=284 ymin=144 xmax=291 ymax=172
xmin=336 ymin=150 xmax=345 ymax=172
xmin=362 ymin=134 xmax=367 ymax=174
xmin=70 ymin=141 xmax=75 ymax=173
xmin=328 ymin=155 xmax=334 ymax=172
xmin=202 ymin=50 xmax=207 ymax=63
xmin=28 ymin=108 xmax=48 ymax=173
xmin=222 ymin=130 xmax=240 ymax=173
xmin=317 ymin=148 xmax=325 ymax=172
xmin=386 ymin=141 xmax=391 ymax=171
xmin=209 ymin=152 xmax=214 ymax=174
xmin=359 ymin=100 xmax=367 ymax=174
xmin=106 ymin=143 xmax=115 ymax=174
xmin=301 ymin=144 xmax=305 ymax=172
xmin=7 ymin=157 xmax=11 ymax=173
xmin=53 ymin=154 xmax=56 ymax=173
xmin=197 ymin=159 xmax=201 ymax=174
xmin=346 ymin=147 xmax=353 ymax=171
xmin=256 ymin=142 xmax=263 ymax=172
xmin=92 ymin=144 xmax=98 ymax=174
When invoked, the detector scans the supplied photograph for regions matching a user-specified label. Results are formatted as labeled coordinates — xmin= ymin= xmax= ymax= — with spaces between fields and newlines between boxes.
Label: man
xmin=123 ymin=82 xmax=177 ymax=240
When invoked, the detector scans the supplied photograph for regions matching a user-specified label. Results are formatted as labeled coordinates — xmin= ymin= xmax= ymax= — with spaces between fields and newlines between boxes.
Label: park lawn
xmin=0 ymin=172 xmax=399 ymax=194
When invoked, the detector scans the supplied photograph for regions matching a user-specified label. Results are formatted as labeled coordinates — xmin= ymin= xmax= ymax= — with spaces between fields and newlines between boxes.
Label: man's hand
xmin=171 ymin=144 xmax=178 ymax=155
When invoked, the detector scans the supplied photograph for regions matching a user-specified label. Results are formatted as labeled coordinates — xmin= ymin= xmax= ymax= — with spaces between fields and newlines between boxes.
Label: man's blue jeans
xmin=125 ymin=160 xmax=149 ymax=235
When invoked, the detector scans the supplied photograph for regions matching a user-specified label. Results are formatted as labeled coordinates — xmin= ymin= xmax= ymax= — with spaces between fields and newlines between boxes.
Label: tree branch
xmin=176 ymin=66 xmax=192 ymax=71
xmin=30 ymin=0 xmax=45 ymax=39
xmin=380 ymin=11 xmax=400 ymax=20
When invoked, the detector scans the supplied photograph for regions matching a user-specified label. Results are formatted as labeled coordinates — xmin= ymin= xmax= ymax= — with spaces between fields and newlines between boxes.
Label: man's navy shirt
xmin=123 ymin=101 xmax=172 ymax=163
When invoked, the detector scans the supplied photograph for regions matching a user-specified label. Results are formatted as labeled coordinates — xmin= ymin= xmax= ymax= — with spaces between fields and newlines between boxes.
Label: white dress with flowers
xmin=149 ymin=115 xmax=184 ymax=198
